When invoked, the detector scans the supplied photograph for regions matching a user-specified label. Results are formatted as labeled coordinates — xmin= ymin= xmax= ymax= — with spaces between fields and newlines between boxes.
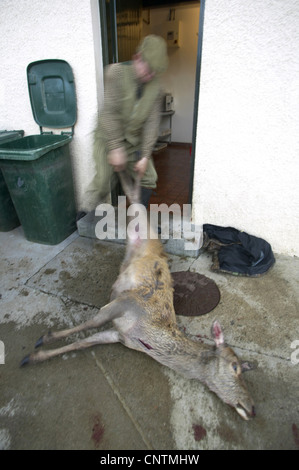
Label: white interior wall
xmin=143 ymin=5 xmax=200 ymax=143
xmin=193 ymin=0 xmax=299 ymax=256
xmin=0 ymin=0 xmax=103 ymax=210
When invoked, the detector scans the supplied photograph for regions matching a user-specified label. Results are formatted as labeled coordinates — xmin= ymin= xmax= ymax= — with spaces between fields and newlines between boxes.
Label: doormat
xmin=172 ymin=271 xmax=220 ymax=316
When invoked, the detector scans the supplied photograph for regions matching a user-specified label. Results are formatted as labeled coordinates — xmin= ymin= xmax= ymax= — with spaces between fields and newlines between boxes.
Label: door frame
xmin=188 ymin=0 xmax=205 ymax=204
xmin=99 ymin=0 xmax=119 ymax=65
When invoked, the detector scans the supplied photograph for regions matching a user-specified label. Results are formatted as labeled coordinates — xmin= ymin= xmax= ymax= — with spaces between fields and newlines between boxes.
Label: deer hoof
xmin=35 ymin=336 xmax=44 ymax=349
xmin=20 ymin=355 xmax=30 ymax=367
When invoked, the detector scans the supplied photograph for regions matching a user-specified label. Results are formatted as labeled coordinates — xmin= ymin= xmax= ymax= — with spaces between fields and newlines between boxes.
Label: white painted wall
xmin=193 ymin=0 xmax=299 ymax=256
xmin=143 ymin=5 xmax=200 ymax=143
xmin=0 ymin=0 xmax=103 ymax=210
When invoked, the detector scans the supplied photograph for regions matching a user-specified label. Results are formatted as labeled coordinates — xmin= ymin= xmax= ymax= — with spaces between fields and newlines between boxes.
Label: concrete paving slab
xmin=27 ymin=237 xmax=126 ymax=308
xmin=1 ymin=321 xmax=147 ymax=450
xmin=0 ymin=226 xmax=78 ymax=291
xmin=165 ymin=348 xmax=298 ymax=450
xmin=168 ymin=252 xmax=299 ymax=360
xmin=0 ymin=226 xmax=299 ymax=449
xmin=1 ymin=231 xmax=174 ymax=450
xmin=166 ymin=252 xmax=299 ymax=449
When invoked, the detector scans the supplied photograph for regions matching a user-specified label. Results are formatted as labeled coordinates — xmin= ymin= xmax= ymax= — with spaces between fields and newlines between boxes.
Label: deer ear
xmin=212 ymin=320 xmax=224 ymax=347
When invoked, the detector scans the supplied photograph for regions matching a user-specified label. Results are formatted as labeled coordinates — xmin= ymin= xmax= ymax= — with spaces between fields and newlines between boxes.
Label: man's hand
xmin=108 ymin=147 xmax=127 ymax=172
xmin=134 ymin=156 xmax=149 ymax=178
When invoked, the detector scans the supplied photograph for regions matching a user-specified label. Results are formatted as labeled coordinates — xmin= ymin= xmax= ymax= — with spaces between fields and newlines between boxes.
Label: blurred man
xmin=88 ymin=35 xmax=169 ymax=208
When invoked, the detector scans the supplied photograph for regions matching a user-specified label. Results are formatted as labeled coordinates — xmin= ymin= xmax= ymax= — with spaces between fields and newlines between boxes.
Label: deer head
xmin=202 ymin=321 xmax=256 ymax=420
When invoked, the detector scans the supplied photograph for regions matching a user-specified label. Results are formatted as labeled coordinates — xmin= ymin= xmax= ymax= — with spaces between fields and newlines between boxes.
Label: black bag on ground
xmin=203 ymin=224 xmax=275 ymax=276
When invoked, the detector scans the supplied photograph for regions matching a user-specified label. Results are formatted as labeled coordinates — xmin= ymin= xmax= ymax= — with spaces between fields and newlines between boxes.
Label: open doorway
xmin=143 ymin=2 xmax=200 ymax=208
xmin=99 ymin=0 xmax=201 ymax=209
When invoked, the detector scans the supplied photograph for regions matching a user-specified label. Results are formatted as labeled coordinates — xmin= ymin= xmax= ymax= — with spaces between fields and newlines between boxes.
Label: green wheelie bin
xmin=0 ymin=60 xmax=77 ymax=245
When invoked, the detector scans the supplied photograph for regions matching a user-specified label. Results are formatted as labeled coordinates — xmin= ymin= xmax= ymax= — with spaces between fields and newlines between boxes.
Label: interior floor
xmin=149 ymin=143 xmax=192 ymax=208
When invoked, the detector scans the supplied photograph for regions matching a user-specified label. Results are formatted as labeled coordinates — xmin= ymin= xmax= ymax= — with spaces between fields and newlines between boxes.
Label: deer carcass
xmin=21 ymin=171 xmax=255 ymax=420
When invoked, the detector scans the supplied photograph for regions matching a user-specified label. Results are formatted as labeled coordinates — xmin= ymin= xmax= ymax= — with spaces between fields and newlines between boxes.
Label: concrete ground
xmin=0 ymin=225 xmax=298 ymax=450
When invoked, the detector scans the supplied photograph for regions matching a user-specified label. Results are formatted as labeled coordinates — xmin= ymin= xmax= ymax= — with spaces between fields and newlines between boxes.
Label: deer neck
xmin=143 ymin=326 xmax=215 ymax=382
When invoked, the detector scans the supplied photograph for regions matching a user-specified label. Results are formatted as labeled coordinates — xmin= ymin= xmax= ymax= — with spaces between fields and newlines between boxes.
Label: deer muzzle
xmin=236 ymin=402 xmax=256 ymax=420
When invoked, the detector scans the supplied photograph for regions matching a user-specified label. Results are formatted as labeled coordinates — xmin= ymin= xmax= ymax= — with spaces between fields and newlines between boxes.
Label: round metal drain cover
xmin=172 ymin=271 xmax=220 ymax=316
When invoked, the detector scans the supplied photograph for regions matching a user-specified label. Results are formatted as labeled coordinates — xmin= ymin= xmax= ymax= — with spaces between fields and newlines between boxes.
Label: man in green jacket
xmin=88 ymin=35 xmax=169 ymax=208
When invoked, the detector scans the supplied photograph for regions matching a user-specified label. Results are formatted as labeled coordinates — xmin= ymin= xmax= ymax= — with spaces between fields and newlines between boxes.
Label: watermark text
xmin=95 ymin=197 xmax=202 ymax=251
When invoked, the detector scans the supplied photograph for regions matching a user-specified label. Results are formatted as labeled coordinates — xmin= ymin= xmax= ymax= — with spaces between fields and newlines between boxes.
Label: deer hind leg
xmin=21 ymin=328 xmax=119 ymax=366
xmin=118 ymin=170 xmax=141 ymax=205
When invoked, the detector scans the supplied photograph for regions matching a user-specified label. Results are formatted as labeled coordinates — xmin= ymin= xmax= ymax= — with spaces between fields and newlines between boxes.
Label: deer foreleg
xmin=20 ymin=329 xmax=119 ymax=366
xmin=34 ymin=299 xmax=124 ymax=348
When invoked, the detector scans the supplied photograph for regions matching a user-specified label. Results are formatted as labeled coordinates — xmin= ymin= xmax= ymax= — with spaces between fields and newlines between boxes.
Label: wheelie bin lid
xmin=27 ymin=59 xmax=77 ymax=130
xmin=0 ymin=61 xmax=76 ymax=161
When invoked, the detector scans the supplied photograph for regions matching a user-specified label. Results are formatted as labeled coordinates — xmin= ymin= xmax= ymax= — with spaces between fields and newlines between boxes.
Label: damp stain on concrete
xmin=59 ymin=270 xmax=72 ymax=281
xmin=44 ymin=268 xmax=56 ymax=275
xmin=27 ymin=239 xmax=125 ymax=308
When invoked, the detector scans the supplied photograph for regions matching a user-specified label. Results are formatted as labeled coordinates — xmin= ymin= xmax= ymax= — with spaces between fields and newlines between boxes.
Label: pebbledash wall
xmin=0 ymin=0 xmax=103 ymax=212
xmin=193 ymin=0 xmax=299 ymax=256
xmin=0 ymin=0 xmax=298 ymax=257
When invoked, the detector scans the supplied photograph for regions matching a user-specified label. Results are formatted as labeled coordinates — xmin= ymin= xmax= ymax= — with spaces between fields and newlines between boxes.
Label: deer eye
xmin=232 ymin=362 xmax=238 ymax=373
